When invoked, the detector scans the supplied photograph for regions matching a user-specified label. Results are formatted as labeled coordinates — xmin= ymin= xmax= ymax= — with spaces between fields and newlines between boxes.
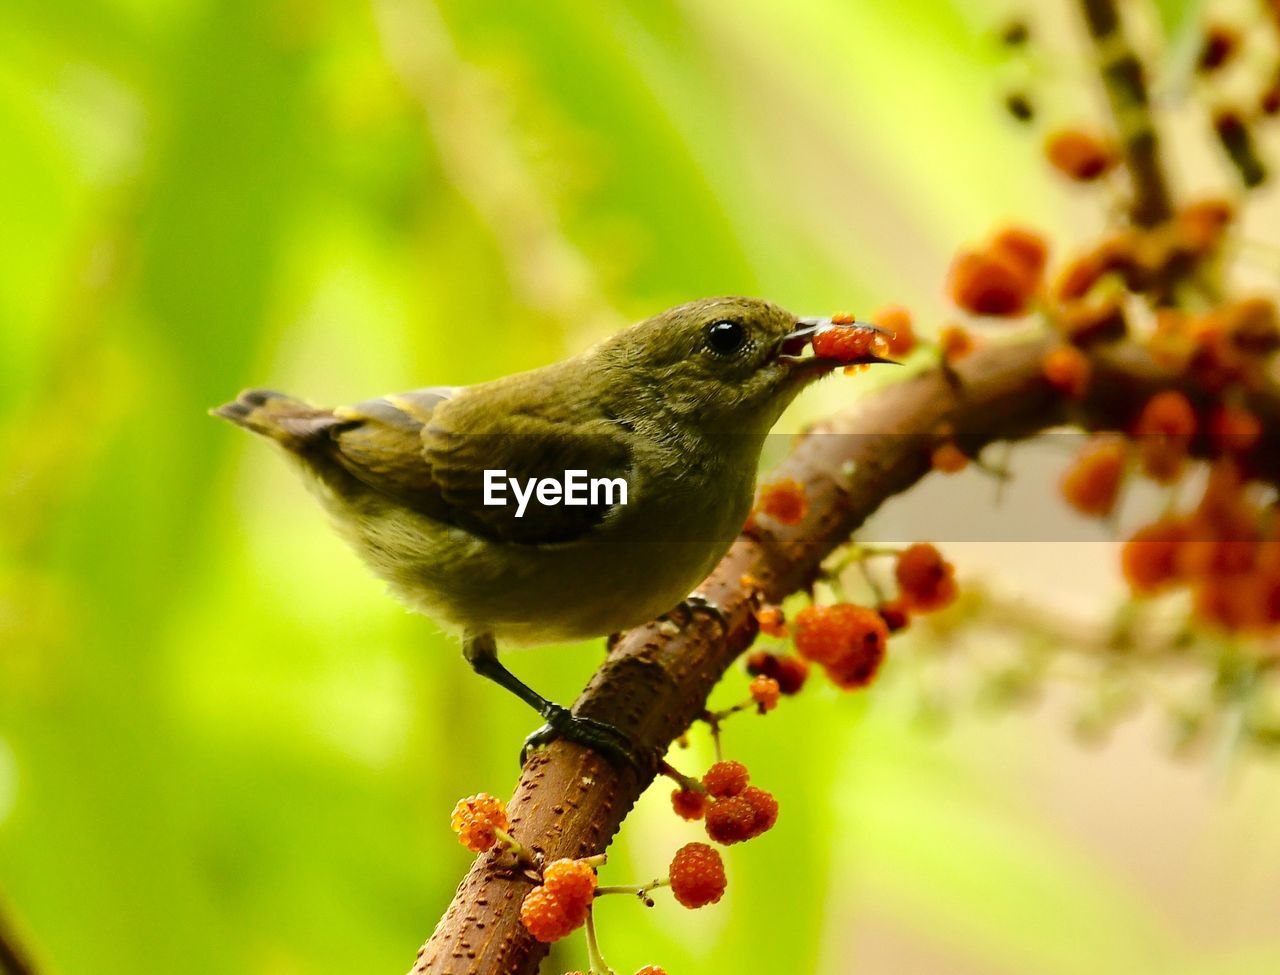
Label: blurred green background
xmin=5 ymin=0 xmax=1280 ymax=973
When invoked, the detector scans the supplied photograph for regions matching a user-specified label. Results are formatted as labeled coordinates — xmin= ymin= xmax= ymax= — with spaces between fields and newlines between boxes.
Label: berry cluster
xmin=521 ymin=857 xmax=598 ymax=943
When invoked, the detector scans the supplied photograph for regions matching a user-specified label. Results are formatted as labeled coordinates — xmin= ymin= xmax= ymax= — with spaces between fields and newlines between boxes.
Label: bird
xmin=213 ymin=296 xmax=891 ymax=767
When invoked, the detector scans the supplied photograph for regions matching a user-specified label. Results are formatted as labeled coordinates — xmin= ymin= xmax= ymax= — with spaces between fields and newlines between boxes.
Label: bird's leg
xmin=462 ymin=632 xmax=646 ymax=771
xmin=673 ymin=591 xmax=729 ymax=633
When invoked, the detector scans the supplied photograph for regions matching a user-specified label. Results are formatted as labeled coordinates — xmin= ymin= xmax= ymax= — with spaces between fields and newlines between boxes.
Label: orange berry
xmin=669 ymin=842 xmax=727 ymax=908
xmin=948 ymin=250 xmax=1033 ymax=317
xmin=705 ymin=796 xmax=757 ymax=844
xmin=1045 ymin=129 xmax=1117 ymax=181
xmin=749 ymin=675 xmax=781 ymax=712
xmin=830 ymin=311 xmax=857 ymax=325
xmin=1210 ymin=404 xmax=1262 ymax=454
xmin=1222 ymin=297 xmax=1280 ymax=355
xmin=758 ymin=478 xmax=808 ymax=525
xmin=671 ymin=786 xmax=709 ymax=821
xmin=635 ymin=968 xmax=669 ymax=975
xmin=893 ymin=544 xmax=958 ymax=614
xmin=520 ymin=885 xmax=588 ymax=943
xmin=931 ymin=442 xmax=969 ymax=473
xmin=745 ymin=651 xmax=810 ymax=695
xmin=991 ymin=225 xmax=1049 ymax=289
xmin=1056 ymin=297 xmax=1128 ymax=346
xmin=450 ymin=793 xmax=509 ymax=853
xmin=754 ymin=604 xmax=787 ymax=638
xmin=824 ymin=640 xmax=885 ymax=690
xmin=793 ymin=603 xmax=890 ymax=668
xmin=1175 ymin=199 xmax=1234 ymax=256
xmin=1042 ymin=344 xmax=1091 ymax=398
xmin=542 ymin=858 xmax=597 ymax=910
xmin=703 ymin=760 xmax=749 ymax=798
xmin=1060 ymin=437 xmax=1126 ymax=517
xmin=939 ymin=324 xmax=977 ymax=363
xmin=1134 ymin=391 xmax=1197 ymax=483
xmin=1121 ymin=518 xmax=1190 ymax=595
xmin=813 ymin=324 xmax=878 ymax=362
xmin=873 ymin=305 xmax=917 ymax=356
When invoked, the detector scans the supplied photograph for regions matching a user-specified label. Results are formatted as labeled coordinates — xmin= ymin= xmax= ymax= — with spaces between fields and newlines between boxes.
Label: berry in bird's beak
xmin=778 ymin=315 xmax=898 ymax=367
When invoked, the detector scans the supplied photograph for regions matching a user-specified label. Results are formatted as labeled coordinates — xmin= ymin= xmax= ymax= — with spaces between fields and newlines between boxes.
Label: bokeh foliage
xmin=4 ymin=0 xmax=1279 ymax=973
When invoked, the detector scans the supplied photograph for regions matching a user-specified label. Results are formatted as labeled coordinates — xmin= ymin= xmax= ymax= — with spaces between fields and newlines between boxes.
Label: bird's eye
xmin=704 ymin=320 xmax=746 ymax=356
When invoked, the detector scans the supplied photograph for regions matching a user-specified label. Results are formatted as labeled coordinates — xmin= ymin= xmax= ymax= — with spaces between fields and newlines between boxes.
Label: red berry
xmin=450 ymin=793 xmax=509 ymax=852
xmin=634 ymin=968 xmax=669 ymax=975
xmin=746 ymin=651 xmax=810 ymax=694
xmin=758 ymin=478 xmax=808 ymax=525
xmin=669 ymin=842 xmax=727 ymax=908
xmin=948 ymin=248 xmax=1033 ymax=317
xmin=1045 ymin=129 xmax=1117 ymax=181
xmin=793 ymin=603 xmax=889 ymax=666
xmin=894 ymin=544 xmax=958 ymax=613
xmin=671 ymin=787 xmax=709 ymax=821
xmin=703 ymin=760 xmax=749 ymax=798
xmin=520 ymin=885 xmax=588 ymax=942
xmin=739 ymin=786 xmax=779 ymax=838
xmin=1060 ymin=437 xmax=1127 ymax=516
xmin=705 ymin=796 xmax=756 ymax=844
xmin=1042 ymin=345 xmax=1091 ymax=398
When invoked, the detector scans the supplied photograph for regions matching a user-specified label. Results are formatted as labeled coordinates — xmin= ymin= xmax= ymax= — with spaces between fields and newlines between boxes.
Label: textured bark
xmin=409 ymin=337 xmax=1280 ymax=975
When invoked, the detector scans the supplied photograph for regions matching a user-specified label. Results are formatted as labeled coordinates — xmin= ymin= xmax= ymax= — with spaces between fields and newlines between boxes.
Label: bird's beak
xmin=777 ymin=316 xmax=898 ymax=368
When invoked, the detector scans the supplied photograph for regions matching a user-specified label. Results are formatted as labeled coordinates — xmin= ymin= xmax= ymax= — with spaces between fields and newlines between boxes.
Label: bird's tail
xmin=210 ymin=389 xmax=341 ymax=451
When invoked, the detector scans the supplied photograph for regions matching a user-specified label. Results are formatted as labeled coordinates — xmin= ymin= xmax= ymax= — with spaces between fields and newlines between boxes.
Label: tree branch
xmin=409 ymin=337 xmax=1280 ymax=975
xmin=1078 ymin=0 xmax=1174 ymax=227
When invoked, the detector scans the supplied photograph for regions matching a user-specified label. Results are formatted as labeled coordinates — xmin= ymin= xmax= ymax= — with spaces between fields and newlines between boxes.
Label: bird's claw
xmin=521 ymin=705 xmax=653 ymax=773
xmin=680 ymin=592 xmax=729 ymax=631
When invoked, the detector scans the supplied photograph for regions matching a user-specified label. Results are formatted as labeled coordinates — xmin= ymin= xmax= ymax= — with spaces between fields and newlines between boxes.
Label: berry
xmin=939 ymin=324 xmax=977 ymax=360
xmin=635 ymin=968 xmax=669 ymax=975
xmin=520 ymin=885 xmax=588 ymax=943
xmin=874 ymin=305 xmax=917 ymax=357
xmin=669 ymin=842 xmax=727 ymax=908
xmin=758 ymin=478 xmax=808 ymax=525
xmin=824 ymin=638 xmax=885 ymax=690
xmin=739 ymin=786 xmax=779 ymax=838
xmin=1057 ymin=297 xmax=1127 ymax=346
xmin=755 ymin=604 xmax=787 ymax=637
xmin=1210 ymin=404 xmax=1261 ymax=454
xmin=671 ymin=787 xmax=709 ymax=821
xmin=894 ymin=544 xmax=958 ymax=614
xmin=1134 ymin=391 xmax=1197 ymax=483
xmin=1045 ymin=129 xmax=1117 ymax=181
xmin=1198 ymin=24 xmax=1239 ymax=73
xmin=931 ymin=442 xmax=969 ymax=474
xmin=813 ymin=324 xmax=878 ymax=362
xmin=1121 ymin=518 xmax=1190 ymax=596
xmin=450 ymin=793 xmax=509 ymax=853
xmin=745 ymin=651 xmax=810 ymax=695
xmin=542 ymin=858 xmax=597 ymax=909
xmin=793 ymin=604 xmax=889 ymax=668
xmin=1042 ymin=345 xmax=1091 ymax=398
xmin=877 ymin=599 xmax=911 ymax=632
xmin=750 ymin=675 xmax=781 ymax=712
xmin=949 ymin=248 xmax=1033 ymax=317
xmin=703 ymin=760 xmax=750 ymax=798
xmin=705 ymin=796 xmax=757 ymax=844
xmin=991 ymin=225 xmax=1049 ymax=288
xmin=1060 ymin=437 xmax=1126 ymax=517
xmin=1175 ymin=199 xmax=1233 ymax=256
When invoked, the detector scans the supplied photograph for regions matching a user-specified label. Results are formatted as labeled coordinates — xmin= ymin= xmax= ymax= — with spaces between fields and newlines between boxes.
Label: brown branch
xmin=1079 ymin=0 xmax=1174 ymax=227
xmin=409 ymin=337 xmax=1280 ymax=975
xmin=0 ymin=901 xmax=37 ymax=975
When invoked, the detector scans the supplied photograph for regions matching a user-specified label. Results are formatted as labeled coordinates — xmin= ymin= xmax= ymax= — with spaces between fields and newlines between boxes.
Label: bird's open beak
xmin=777 ymin=316 xmax=898 ymax=368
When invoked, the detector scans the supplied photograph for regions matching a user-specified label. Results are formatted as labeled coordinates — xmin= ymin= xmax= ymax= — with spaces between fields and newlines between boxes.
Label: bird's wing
xmin=327 ymin=386 xmax=633 ymax=546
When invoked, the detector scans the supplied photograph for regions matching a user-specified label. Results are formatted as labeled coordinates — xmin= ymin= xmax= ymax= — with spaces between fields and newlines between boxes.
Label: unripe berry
xmin=1060 ymin=437 xmax=1126 ymax=517
xmin=750 ymin=675 xmax=781 ymax=712
xmin=1042 ymin=345 xmax=1091 ymax=398
xmin=1121 ymin=518 xmax=1190 ymax=596
xmin=1045 ymin=129 xmax=1117 ymax=181
xmin=754 ymin=604 xmax=787 ymax=637
xmin=669 ymin=842 xmax=727 ymax=908
xmin=449 ymin=793 xmax=509 ymax=853
xmin=873 ymin=305 xmax=917 ymax=357
xmin=931 ymin=442 xmax=969 ymax=474
xmin=745 ymin=651 xmax=810 ymax=695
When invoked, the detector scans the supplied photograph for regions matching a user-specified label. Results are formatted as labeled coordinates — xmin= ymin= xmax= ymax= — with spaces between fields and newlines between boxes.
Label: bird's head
xmin=594 ymin=296 xmax=894 ymax=434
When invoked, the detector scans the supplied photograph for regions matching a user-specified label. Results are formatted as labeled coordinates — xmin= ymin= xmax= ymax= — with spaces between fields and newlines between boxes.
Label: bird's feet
xmin=676 ymin=591 xmax=729 ymax=631
xmin=521 ymin=704 xmax=652 ymax=773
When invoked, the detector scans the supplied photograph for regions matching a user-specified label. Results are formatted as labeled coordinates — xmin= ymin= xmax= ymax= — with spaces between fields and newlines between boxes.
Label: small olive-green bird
xmin=214 ymin=297 xmax=889 ymax=766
